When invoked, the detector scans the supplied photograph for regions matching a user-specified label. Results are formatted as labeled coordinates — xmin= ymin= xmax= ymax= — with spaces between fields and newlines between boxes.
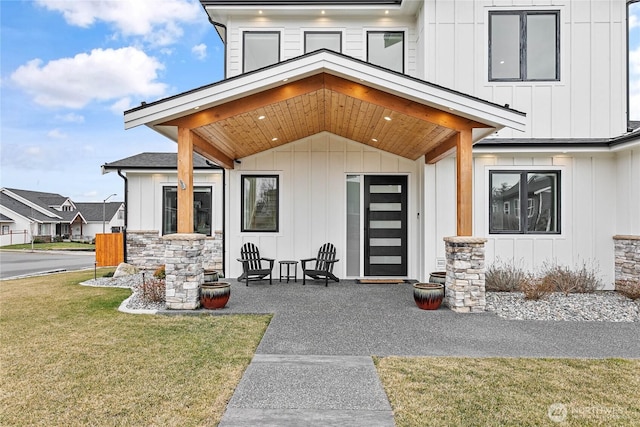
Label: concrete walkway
xmin=161 ymin=279 xmax=640 ymax=426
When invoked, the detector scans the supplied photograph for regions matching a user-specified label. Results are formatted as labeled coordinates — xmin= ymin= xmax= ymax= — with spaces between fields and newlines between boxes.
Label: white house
xmin=121 ymin=0 xmax=639 ymax=310
xmin=0 ymin=187 xmax=125 ymax=246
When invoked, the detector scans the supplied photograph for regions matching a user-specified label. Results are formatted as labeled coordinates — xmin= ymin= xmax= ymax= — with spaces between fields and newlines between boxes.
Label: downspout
xmin=117 ymin=169 xmax=128 ymax=262
xmin=206 ymin=160 xmax=226 ymax=278
xmin=200 ymin=5 xmax=228 ymax=80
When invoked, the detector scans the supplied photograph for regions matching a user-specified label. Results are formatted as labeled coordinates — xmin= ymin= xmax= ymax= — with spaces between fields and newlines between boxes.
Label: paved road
xmin=0 ymin=250 xmax=97 ymax=279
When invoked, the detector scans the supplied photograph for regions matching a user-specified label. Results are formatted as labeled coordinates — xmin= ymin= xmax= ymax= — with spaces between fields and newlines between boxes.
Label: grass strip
xmin=375 ymin=356 xmax=640 ymax=426
xmin=0 ymin=270 xmax=270 ymax=426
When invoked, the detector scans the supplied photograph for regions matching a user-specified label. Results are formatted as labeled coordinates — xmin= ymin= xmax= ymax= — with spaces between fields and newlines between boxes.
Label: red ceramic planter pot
xmin=200 ymin=282 xmax=231 ymax=309
xmin=413 ymin=283 xmax=444 ymax=310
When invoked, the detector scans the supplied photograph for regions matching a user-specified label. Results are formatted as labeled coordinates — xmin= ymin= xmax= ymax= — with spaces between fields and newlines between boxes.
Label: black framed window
xmin=367 ymin=31 xmax=404 ymax=73
xmin=304 ymin=31 xmax=342 ymax=53
xmin=241 ymin=175 xmax=279 ymax=232
xmin=162 ymin=186 xmax=212 ymax=235
xmin=489 ymin=171 xmax=560 ymax=234
xmin=489 ymin=11 xmax=560 ymax=81
xmin=243 ymin=31 xmax=280 ymax=73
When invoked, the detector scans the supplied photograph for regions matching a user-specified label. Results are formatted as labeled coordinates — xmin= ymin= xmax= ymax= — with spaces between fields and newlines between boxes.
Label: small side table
xmin=279 ymin=260 xmax=298 ymax=283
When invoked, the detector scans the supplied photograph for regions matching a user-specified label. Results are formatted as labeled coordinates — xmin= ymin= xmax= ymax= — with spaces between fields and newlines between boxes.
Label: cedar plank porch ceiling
xmin=162 ymin=73 xmax=482 ymax=167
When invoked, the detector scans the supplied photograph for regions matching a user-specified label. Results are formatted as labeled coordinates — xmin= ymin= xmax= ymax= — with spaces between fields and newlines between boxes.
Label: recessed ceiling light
xmin=272 ymin=137 xmax=278 ymax=141
xmin=372 ymin=138 xmax=378 ymax=142
xmin=258 ymin=10 xmax=262 ymax=14
xmin=385 ymin=10 xmax=389 ymax=14
xmin=258 ymin=115 xmax=266 ymax=120
xmin=282 ymin=78 xmax=289 ymax=82
xmin=448 ymin=107 xmax=454 ymax=111
xmin=321 ymin=10 xmax=325 ymax=15
xmin=384 ymin=116 xmax=392 ymax=121
xmin=194 ymin=106 xmax=200 ymax=110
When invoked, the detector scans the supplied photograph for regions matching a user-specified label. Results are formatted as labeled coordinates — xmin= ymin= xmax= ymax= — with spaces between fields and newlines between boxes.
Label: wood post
xmin=177 ymin=127 xmax=194 ymax=234
xmin=456 ymin=129 xmax=473 ymax=236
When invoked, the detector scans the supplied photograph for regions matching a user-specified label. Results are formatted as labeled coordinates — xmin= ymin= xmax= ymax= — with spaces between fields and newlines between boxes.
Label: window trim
xmin=488 ymin=169 xmax=561 ymax=235
xmin=365 ymin=30 xmax=406 ymax=73
xmin=162 ymin=185 xmax=213 ymax=236
xmin=303 ymin=30 xmax=343 ymax=54
xmin=488 ymin=10 xmax=560 ymax=82
xmin=242 ymin=30 xmax=281 ymax=73
xmin=241 ymin=174 xmax=280 ymax=233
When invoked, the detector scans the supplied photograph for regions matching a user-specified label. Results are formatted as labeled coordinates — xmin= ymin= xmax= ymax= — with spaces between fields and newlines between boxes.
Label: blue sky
xmin=1 ymin=1 xmax=639 ymax=203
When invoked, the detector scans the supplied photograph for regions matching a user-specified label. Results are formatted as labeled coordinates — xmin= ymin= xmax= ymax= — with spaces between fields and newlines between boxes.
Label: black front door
xmin=364 ymin=175 xmax=408 ymax=276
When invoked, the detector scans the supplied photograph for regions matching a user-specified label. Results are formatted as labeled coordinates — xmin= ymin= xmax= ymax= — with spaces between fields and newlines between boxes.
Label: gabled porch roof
xmin=125 ymin=50 xmax=525 ymax=169
xmin=124 ymin=50 xmax=526 ymax=236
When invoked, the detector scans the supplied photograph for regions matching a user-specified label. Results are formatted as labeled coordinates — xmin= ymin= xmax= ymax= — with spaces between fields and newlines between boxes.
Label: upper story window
xmin=304 ymin=31 xmax=342 ymax=54
xmin=162 ymin=186 xmax=212 ymax=236
xmin=367 ymin=31 xmax=404 ymax=73
xmin=489 ymin=170 xmax=560 ymax=234
xmin=243 ymin=31 xmax=280 ymax=73
xmin=489 ymin=11 xmax=560 ymax=81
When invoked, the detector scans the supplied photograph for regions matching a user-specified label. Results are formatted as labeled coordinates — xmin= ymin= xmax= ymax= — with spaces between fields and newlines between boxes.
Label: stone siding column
xmin=163 ymin=233 xmax=204 ymax=310
xmin=444 ymin=236 xmax=487 ymax=313
xmin=613 ymin=235 xmax=640 ymax=283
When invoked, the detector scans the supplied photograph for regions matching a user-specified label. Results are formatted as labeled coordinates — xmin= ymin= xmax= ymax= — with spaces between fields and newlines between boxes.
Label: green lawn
xmin=375 ymin=356 xmax=640 ymax=426
xmin=0 ymin=270 xmax=270 ymax=426
xmin=1 ymin=242 xmax=95 ymax=251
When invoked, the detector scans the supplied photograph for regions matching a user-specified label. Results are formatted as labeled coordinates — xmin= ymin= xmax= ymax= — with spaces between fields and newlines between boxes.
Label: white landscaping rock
xmin=113 ymin=262 xmax=139 ymax=278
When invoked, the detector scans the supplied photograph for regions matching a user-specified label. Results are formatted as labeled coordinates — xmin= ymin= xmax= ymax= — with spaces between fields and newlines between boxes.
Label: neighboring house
xmin=120 ymin=0 xmax=639 ymax=310
xmin=0 ymin=187 xmax=124 ymax=246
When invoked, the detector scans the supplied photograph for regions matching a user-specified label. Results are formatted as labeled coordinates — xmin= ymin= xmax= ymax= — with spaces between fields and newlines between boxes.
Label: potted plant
xmin=200 ymin=270 xmax=230 ymax=309
xmin=413 ymin=282 xmax=444 ymax=310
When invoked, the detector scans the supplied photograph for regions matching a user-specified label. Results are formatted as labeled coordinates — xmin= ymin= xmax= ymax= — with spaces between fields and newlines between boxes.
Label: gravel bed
xmin=486 ymin=291 xmax=640 ymax=322
xmin=81 ymin=273 xmax=165 ymax=312
xmin=83 ymin=275 xmax=639 ymax=322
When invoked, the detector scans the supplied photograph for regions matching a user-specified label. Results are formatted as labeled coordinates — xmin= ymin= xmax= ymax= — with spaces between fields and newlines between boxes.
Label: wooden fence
xmin=95 ymin=233 xmax=124 ymax=267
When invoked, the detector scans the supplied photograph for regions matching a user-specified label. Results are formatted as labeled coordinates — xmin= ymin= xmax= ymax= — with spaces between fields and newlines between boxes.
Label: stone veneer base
xmin=444 ymin=236 xmax=487 ymax=313
xmin=613 ymin=235 xmax=640 ymax=283
xmin=163 ymin=233 xmax=204 ymax=310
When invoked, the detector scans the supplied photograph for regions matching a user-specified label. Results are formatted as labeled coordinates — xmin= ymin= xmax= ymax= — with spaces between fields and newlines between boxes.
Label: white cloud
xmin=10 ymin=47 xmax=167 ymax=109
xmin=110 ymin=97 xmax=134 ymax=114
xmin=47 ymin=129 xmax=67 ymax=139
xmin=36 ymin=0 xmax=201 ymax=47
xmin=630 ymin=10 xmax=639 ymax=31
xmin=192 ymin=43 xmax=207 ymax=60
xmin=56 ymin=113 xmax=85 ymax=123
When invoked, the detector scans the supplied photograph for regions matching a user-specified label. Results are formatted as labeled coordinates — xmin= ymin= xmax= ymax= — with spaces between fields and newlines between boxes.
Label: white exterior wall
xmin=225 ymin=15 xmax=419 ymax=79
xmin=125 ymin=171 xmax=223 ymax=234
xmin=424 ymin=152 xmax=620 ymax=288
xmin=0 ymin=208 xmax=32 ymax=246
xmin=423 ymin=0 xmax=627 ymax=139
xmin=615 ymin=146 xmax=640 ymax=235
xmin=227 ymin=132 xmax=423 ymax=280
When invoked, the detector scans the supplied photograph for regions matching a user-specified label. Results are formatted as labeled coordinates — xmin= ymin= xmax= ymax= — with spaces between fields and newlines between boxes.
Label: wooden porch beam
xmin=161 ymin=74 xmax=326 ymax=129
xmin=323 ymin=74 xmax=486 ymax=132
xmin=177 ymin=127 xmax=194 ymax=234
xmin=456 ymin=128 xmax=473 ymax=236
xmin=191 ymin=131 xmax=235 ymax=169
xmin=424 ymin=132 xmax=459 ymax=164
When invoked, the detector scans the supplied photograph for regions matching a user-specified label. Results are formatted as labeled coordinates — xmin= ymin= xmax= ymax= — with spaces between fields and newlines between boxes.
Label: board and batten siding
xmin=424 ymin=153 xmax=620 ymax=289
xmin=227 ymin=132 xmax=423 ymax=280
xmin=615 ymin=147 xmax=640 ymax=235
xmin=225 ymin=15 xmax=418 ymax=79
xmin=422 ymin=0 xmax=627 ymax=140
xmin=125 ymin=172 xmax=223 ymax=234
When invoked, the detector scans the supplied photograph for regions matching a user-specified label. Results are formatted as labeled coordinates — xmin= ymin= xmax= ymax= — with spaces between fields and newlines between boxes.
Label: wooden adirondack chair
xmin=301 ymin=243 xmax=340 ymax=286
xmin=237 ymin=242 xmax=275 ymax=286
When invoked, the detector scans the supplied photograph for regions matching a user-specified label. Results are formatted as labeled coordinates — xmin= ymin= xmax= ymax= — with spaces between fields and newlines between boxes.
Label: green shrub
xmin=616 ymin=279 xmax=640 ymax=300
xmin=102 ymin=271 xmax=114 ymax=278
xmin=485 ymin=258 xmax=526 ymax=292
